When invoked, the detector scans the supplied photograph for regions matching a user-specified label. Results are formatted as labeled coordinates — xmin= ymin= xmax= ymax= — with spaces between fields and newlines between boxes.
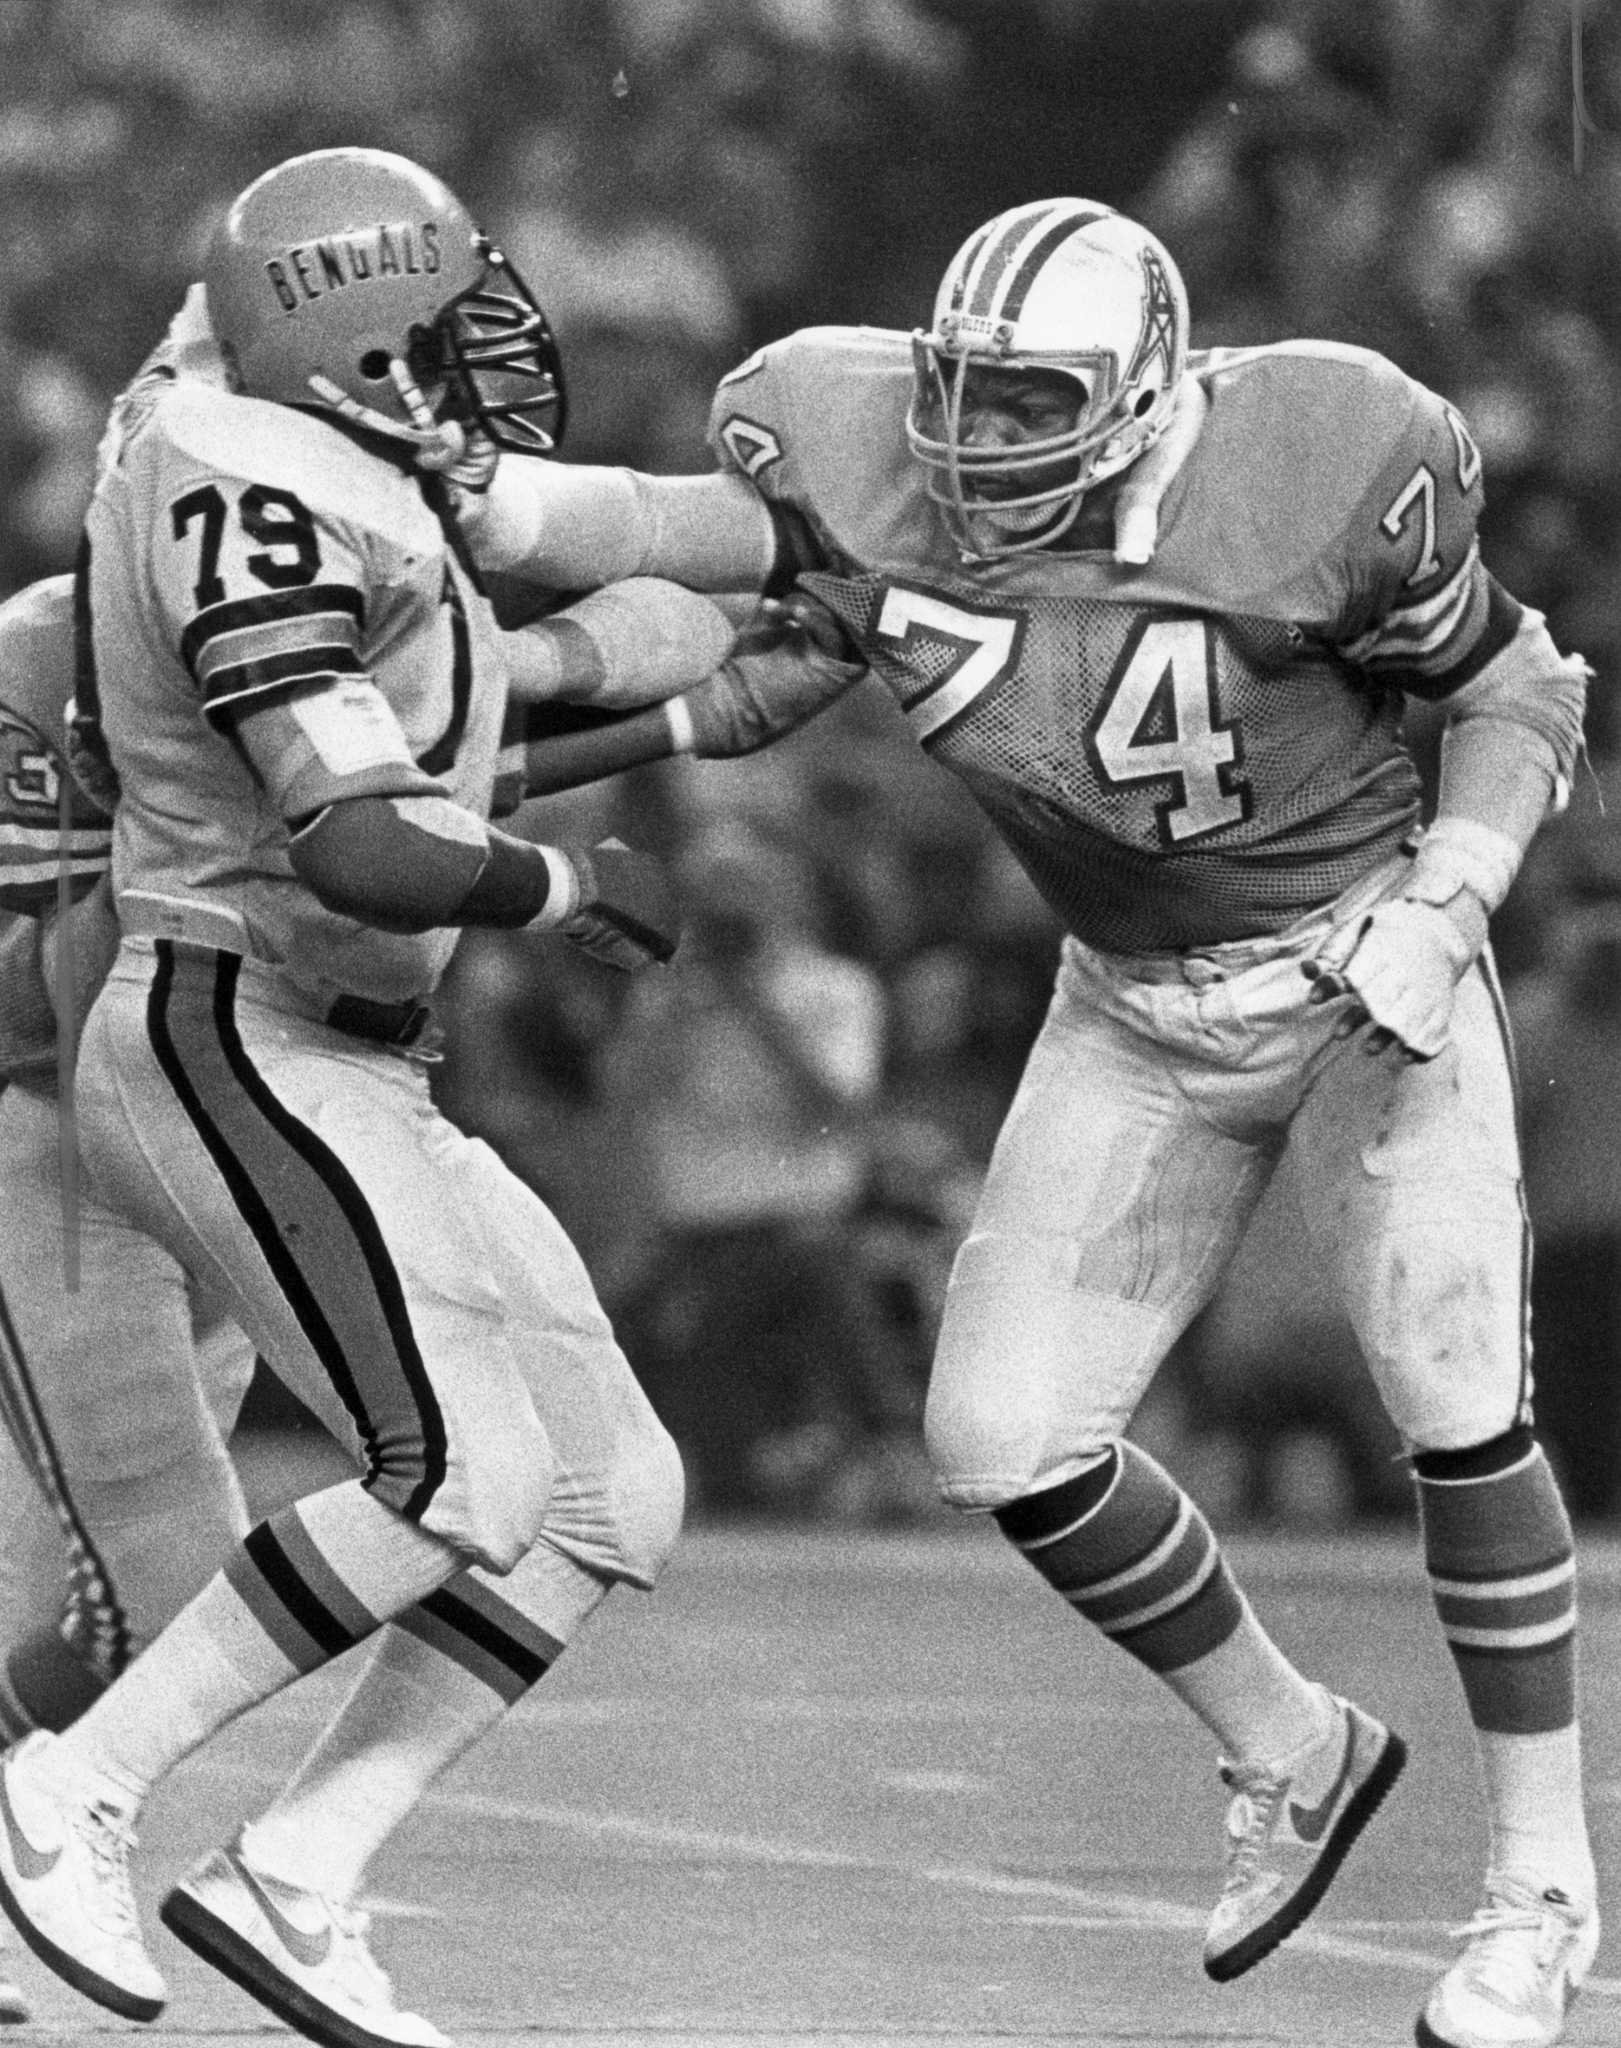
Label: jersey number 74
xmin=877 ymin=587 xmax=1251 ymax=846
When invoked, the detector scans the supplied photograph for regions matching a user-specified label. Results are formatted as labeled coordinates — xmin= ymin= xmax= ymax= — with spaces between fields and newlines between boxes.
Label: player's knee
xmin=603 ymin=1413 xmax=685 ymax=1587
xmin=924 ymin=1376 xmax=1103 ymax=1513
xmin=418 ymin=1410 xmax=558 ymax=1576
xmin=924 ymin=1234 xmax=1153 ymax=1511
xmin=1380 ymin=1367 xmax=1525 ymax=1457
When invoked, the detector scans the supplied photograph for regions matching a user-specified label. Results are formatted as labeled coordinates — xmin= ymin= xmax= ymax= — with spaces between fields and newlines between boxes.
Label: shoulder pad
xmin=1195 ymin=339 xmax=1420 ymax=464
xmin=135 ymin=383 xmax=438 ymax=552
xmin=1174 ymin=342 xmax=1463 ymax=613
xmin=708 ymin=325 xmax=911 ymax=487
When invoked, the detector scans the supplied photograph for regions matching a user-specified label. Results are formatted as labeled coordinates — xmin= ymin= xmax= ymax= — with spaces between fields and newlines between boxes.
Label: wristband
xmin=664 ymin=697 xmax=697 ymax=756
xmin=1405 ymin=815 xmax=1524 ymax=917
xmin=525 ymin=844 xmax=581 ymax=929
xmin=448 ymin=831 xmax=576 ymax=929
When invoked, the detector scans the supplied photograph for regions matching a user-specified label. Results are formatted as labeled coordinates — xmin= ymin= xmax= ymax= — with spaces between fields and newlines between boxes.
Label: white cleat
xmin=0 ymin=1731 xmax=165 ymax=2021
xmin=1204 ymin=1692 xmax=1407 ymax=1981
xmin=1417 ymin=1876 xmax=1600 ymax=2048
xmin=161 ymin=1838 xmax=452 ymax=2048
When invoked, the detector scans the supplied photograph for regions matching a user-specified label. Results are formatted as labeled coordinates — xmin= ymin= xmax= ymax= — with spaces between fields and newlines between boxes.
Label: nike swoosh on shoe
xmin=227 ymin=1854 xmax=332 ymax=1969
xmin=1287 ymin=1718 xmax=1355 ymax=1844
xmin=0 ymin=1766 xmax=61 ymax=1882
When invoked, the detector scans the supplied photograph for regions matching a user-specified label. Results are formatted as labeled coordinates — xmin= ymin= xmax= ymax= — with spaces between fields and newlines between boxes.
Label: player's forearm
xmin=505 ymin=592 xmax=865 ymax=797
xmin=462 ymin=460 xmax=778 ymax=593
xmin=509 ymin=702 xmax=684 ymax=797
xmin=504 ymin=579 xmax=740 ymax=709
xmin=1434 ymin=712 xmax=1561 ymax=849
xmin=288 ymin=794 xmax=576 ymax=933
xmin=1412 ymin=613 xmax=1589 ymax=925
xmin=1430 ymin=608 xmax=1587 ymax=829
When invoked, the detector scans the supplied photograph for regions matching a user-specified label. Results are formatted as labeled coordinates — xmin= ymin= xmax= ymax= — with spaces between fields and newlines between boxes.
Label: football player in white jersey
xmin=0 ymin=149 xmax=856 ymax=2048
xmin=440 ymin=200 xmax=1596 ymax=2048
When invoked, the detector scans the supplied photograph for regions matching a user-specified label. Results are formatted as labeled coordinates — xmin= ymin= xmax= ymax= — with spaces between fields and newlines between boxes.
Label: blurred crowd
xmin=6 ymin=0 xmax=1621 ymax=1526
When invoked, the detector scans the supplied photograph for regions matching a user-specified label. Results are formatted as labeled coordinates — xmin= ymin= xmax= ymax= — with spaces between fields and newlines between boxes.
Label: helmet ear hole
xmin=359 ymin=350 xmax=393 ymax=381
xmin=1133 ymin=387 xmax=1158 ymax=417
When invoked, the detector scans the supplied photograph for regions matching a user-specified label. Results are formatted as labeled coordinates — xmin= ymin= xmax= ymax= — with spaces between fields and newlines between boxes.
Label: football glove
xmin=1302 ymin=895 xmax=1482 ymax=1062
xmin=677 ymin=589 xmax=865 ymax=759
xmin=551 ymin=838 xmax=681 ymax=972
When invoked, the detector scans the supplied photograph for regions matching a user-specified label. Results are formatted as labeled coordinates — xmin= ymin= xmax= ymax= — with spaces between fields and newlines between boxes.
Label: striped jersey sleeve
xmin=182 ymin=584 xmax=367 ymax=728
xmin=0 ymin=703 xmax=111 ymax=913
xmin=1337 ymin=385 xmax=1519 ymax=694
xmin=0 ymin=574 xmax=112 ymax=915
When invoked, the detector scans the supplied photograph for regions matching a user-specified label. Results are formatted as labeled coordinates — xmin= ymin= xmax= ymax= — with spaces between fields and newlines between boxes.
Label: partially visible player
xmin=0 ymin=148 xmax=854 ymax=2048
xmin=0 ymin=574 xmax=258 ymax=2031
xmin=447 ymin=199 xmax=1596 ymax=2048
xmin=0 ymin=577 xmax=263 ymax=1718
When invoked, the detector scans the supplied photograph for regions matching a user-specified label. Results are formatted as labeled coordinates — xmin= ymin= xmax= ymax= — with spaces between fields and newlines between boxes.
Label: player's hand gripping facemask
xmin=202 ymin=147 xmax=566 ymax=473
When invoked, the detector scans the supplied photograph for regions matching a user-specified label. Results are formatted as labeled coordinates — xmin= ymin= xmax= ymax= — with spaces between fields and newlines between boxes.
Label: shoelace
xmin=1217 ymin=1763 xmax=1285 ymax=1894
xmin=76 ymin=1801 xmax=144 ymax=1943
xmin=1447 ymin=1890 xmax=1574 ymax=2005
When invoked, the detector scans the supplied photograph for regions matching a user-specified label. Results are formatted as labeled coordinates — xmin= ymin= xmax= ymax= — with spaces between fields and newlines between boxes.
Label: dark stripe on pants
xmin=145 ymin=940 xmax=448 ymax=1522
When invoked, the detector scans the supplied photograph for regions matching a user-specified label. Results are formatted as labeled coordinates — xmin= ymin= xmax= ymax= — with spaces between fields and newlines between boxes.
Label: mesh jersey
xmin=708 ymin=328 xmax=1518 ymax=952
xmin=83 ymin=376 xmax=512 ymax=1009
xmin=0 ymin=577 xmax=112 ymax=1079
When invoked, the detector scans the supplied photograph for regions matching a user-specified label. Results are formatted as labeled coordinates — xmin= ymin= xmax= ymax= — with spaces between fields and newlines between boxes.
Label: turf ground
xmin=7 ymin=1519 xmax=1621 ymax=2048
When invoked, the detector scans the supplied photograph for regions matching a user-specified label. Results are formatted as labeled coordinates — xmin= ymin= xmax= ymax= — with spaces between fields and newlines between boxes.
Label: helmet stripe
xmin=947 ymin=222 xmax=997 ymax=314
xmin=998 ymin=203 xmax=1114 ymax=325
xmin=961 ymin=202 xmax=1073 ymax=320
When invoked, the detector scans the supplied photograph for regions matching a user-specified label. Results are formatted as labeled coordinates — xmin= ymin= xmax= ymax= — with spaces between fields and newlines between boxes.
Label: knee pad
xmin=601 ymin=1415 xmax=685 ymax=1588
xmin=925 ymin=1234 xmax=1163 ymax=1511
xmin=422 ymin=1407 xmax=557 ymax=1576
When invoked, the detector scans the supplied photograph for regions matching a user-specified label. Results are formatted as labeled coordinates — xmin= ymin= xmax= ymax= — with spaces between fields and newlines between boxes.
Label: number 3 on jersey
xmin=1091 ymin=616 xmax=1250 ymax=844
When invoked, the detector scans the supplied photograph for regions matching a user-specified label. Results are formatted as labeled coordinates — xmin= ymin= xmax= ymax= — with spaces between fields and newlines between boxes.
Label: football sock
xmin=67 ymin=1441 xmax=249 ymax=1655
xmin=995 ymin=1440 xmax=1333 ymax=1767
xmin=50 ymin=1480 xmax=457 ymax=1800
xmin=1415 ymin=1425 xmax=1594 ymax=1906
xmin=241 ymin=1547 xmax=610 ymax=1903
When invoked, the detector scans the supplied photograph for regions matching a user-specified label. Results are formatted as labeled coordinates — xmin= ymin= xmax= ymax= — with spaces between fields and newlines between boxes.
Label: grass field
xmin=8 ymin=1519 xmax=1621 ymax=2048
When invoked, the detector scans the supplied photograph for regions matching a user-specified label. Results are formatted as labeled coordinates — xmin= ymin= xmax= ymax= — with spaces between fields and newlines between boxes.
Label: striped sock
xmin=54 ymin=1481 xmax=456 ymax=1799
xmin=1415 ymin=1425 xmax=1594 ymax=1901
xmin=241 ymin=1548 xmax=609 ymax=1902
xmin=995 ymin=1441 xmax=1331 ymax=1764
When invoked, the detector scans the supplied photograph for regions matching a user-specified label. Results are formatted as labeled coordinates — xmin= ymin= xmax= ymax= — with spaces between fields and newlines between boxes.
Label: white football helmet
xmin=907 ymin=198 xmax=1189 ymax=556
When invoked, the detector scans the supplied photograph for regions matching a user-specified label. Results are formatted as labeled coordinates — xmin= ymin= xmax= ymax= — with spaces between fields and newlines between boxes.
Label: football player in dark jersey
xmin=454 ymin=197 xmax=1596 ymax=2048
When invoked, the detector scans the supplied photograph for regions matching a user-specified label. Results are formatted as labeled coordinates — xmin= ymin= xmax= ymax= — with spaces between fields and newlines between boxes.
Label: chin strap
xmin=303 ymin=363 xmax=501 ymax=489
xmin=1111 ymin=376 xmax=1209 ymax=566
